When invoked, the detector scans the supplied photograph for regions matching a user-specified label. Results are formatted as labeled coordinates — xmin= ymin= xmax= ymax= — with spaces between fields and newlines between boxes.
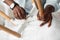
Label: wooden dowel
xmin=0 ymin=25 xmax=21 ymax=38
xmin=0 ymin=11 xmax=16 ymax=26
xmin=32 ymin=0 xmax=34 ymax=3
xmin=33 ymin=0 xmax=44 ymax=17
xmin=0 ymin=11 xmax=11 ymax=21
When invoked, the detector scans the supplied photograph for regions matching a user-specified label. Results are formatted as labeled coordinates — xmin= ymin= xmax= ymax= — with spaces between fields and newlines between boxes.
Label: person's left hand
xmin=37 ymin=5 xmax=55 ymax=27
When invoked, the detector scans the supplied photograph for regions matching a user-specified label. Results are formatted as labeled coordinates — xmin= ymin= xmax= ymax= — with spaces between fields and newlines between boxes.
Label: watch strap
xmin=10 ymin=2 xmax=19 ymax=10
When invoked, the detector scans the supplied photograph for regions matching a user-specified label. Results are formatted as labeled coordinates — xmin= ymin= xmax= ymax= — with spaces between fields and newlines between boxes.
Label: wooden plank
xmin=33 ymin=0 xmax=44 ymax=18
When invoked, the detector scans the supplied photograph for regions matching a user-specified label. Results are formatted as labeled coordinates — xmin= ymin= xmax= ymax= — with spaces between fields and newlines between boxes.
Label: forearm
xmin=4 ymin=0 xmax=14 ymax=6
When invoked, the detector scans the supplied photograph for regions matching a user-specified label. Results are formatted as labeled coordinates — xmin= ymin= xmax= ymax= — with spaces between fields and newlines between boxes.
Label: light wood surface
xmin=0 ymin=25 xmax=21 ymax=38
xmin=0 ymin=11 xmax=16 ymax=26
xmin=32 ymin=0 xmax=44 ymax=18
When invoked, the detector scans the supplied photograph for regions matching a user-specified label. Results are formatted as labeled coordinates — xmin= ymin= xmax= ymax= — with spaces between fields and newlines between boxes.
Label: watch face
xmin=2 ymin=0 xmax=5 ymax=1
xmin=10 ymin=3 xmax=15 ymax=9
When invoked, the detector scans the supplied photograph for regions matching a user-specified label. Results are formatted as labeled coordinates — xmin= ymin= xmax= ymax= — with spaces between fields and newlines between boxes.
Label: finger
xmin=13 ymin=10 xmax=19 ymax=19
xmin=48 ymin=15 xmax=52 ymax=27
xmin=48 ymin=20 xmax=51 ymax=27
xmin=20 ymin=7 xmax=26 ymax=19
xmin=40 ymin=20 xmax=49 ymax=27
xmin=16 ymin=8 xmax=23 ymax=19
xmin=37 ymin=12 xmax=40 ymax=20
xmin=16 ymin=7 xmax=24 ymax=19
xmin=40 ymin=16 xmax=50 ymax=27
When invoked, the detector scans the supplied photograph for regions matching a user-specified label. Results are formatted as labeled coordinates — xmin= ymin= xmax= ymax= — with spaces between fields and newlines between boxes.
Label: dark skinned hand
xmin=37 ymin=5 xmax=55 ymax=27
xmin=13 ymin=5 xmax=27 ymax=19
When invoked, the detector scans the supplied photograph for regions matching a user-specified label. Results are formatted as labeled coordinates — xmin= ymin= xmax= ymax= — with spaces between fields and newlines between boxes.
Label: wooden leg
xmin=34 ymin=0 xmax=44 ymax=18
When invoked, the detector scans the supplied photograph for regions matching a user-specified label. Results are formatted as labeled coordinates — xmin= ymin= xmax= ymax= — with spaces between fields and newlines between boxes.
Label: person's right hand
xmin=13 ymin=5 xmax=27 ymax=19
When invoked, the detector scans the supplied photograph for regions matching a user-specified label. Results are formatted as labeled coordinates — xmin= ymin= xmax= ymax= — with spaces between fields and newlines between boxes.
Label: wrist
xmin=3 ymin=0 xmax=14 ymax=6
xmin=10 ymin=2 xmax=19 ymax=10
xmin=45 ymin=5 xmax=55 ymax=13
xmin=4 ymin=0 xmax=19 ymax=10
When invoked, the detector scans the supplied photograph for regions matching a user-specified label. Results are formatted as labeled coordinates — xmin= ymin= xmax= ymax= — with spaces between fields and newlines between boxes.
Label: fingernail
xmin=40 ymin=24 xmax=43 ymax=27
xmin=48 ymin=25 xmax=51 ymax=28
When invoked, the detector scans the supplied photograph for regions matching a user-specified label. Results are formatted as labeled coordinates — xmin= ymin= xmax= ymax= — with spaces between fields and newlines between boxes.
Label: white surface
xmin=0 ymin=1 xmax=60 ymax=40
xmin=0 ymin=8 xmax=60 ymax=40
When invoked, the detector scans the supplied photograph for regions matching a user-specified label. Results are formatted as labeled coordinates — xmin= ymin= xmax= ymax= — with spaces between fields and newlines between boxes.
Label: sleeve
xmin=58 ymin=0 xmax=60 ymax=3
xmin=1 ymin=0 xmax=4 ymax=1
xmin=24 ymin=0 xmax=33 ymax=13
xmin=44 ymin=0 xmax=60 ymax=11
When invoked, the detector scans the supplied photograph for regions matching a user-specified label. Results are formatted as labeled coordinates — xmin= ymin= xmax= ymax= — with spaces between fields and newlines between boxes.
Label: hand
xmin=13 ymin=5 xmax=27 ymax=19
xmin=37 ymin=5 xmax=55 ymax=27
